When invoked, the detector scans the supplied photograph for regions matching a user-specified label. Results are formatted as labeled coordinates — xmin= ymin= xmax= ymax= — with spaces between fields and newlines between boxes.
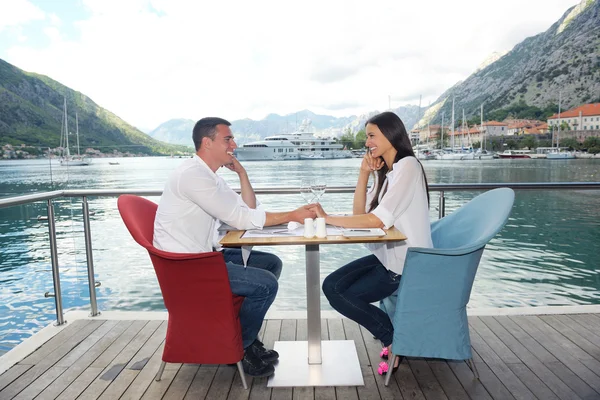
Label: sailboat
xmin=547 ymin=92 xmax=575 ymax=160
xmin=476 ymin=104 xmax=494 ymax=160
xmin=59 ymin=98 xmax=91 ymax=166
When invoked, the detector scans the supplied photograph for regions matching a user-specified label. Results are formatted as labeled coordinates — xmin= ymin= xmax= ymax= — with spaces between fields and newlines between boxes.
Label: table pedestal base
xmin=266 ymin=340 xmax=364 ymax=387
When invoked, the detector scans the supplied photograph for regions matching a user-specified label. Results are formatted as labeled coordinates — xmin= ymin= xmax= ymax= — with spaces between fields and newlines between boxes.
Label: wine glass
xmin=300 ymin=179 xmax=315 ymax=204
xmin=311 ymin=182 xmax=326 ymax=203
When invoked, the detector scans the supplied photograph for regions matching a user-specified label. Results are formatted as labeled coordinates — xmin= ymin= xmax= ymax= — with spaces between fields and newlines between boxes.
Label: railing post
xmin=46 ymin=199 xmax=66 ymax=326
xmin=438 ymin=191 xmax=446 ymax=219
xmin=82 ymin=196 xmax=101 ymax=317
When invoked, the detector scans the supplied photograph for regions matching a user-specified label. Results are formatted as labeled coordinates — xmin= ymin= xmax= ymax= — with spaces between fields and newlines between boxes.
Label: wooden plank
xmin=541 ymin=315 xmax=600 ymax=361
xmin=205 ymin=365 xmax=236 ymax=399
xmin=356 ymin=364 xmax=383 ymax=400
xmin=545 ymin=361 xmax=599 ymax=400
xmin=39 ymin=320 xmax=135 ymax=400
xmin=90 ymin=320 xmax=148 ymax=368
xmin=406 ymin=358 xmax=448 ymax=400
xmin=359 ymin=325 xmax=403 ymax=400
xmin=492 ymin=316 xmax=557 ymax=364
xmin=184 ymin=365 xmax=218 ymax=400
xmin=505 ymin=363 xmax=559 ymax=400
xmin=524 ymin=316 xmax=595 ymax=362
xmin=162 ymin=364 xmax=200 ymax=400
xmin=446 ymin=359 xmax=494 ymax=400
xmin=0 ymin=319 xmax=105 ymax=399
xmin=55 ymin=367 xmax=104 ymax=400
xmin=57 ymin=320 xmax=120 ymax=367
xmin=342 ymin=319 xmax=370 ymax=367
xmin=327 ymin=319 xmax=345 ymax=340
xmin=469 ymin=317 xmax=521 ymax=364
xmin=18 ymin=319 xmax=92 ymax=365
xmin=509 ymin=315 xmax=600 ymax=394
xmin=427 ymin=360 xmax=470 ymax=400
xmin=478 ymin=316 xmax=580 ymax=400
xmin=560 ymin=314 xmax=600 ymax=352
xmin=140 ymin=367 xmax=179 ymax=399
xmin=98 ymin=369 xmax=139 ymax=400
xmin=469 ymin=328 xmax=537 ymax=399
xmin=394 ymin=361 xmax=427 ymax=400
xmin=280 ymin=319 xmax=297 ymax=341
xmin=297 ymin=319 xmax=307 ymax=341
xmin=98 ymin=322 xmax=167 ymax=400
xmin=77 ymin=320 xmax=162 ymax=399
xmin=12 ymin=365 xmax=66 ymax=400
xmin=0 ymin=365 xmax=32 ymax=392
xmin=249 ymin=319 xmax=281 ymax=400
xmin=120 ymin=342 xmax=166 ymax=400
xmin=273 ymin=319 xmax=294 ymax=400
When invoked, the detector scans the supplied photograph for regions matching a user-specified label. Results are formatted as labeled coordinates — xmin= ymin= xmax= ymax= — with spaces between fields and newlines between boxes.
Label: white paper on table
xmin=242 ymin=224 xmax=343 ymax=238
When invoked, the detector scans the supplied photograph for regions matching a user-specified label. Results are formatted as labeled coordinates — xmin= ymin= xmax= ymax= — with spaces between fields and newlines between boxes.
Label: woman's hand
xmin=360 ymin=150 xmax=384 ymax=173
xmin=308 ymin=203 xmax=328 ymax=218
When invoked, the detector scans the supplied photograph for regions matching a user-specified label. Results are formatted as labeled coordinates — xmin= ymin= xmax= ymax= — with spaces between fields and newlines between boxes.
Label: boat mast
xmin=481 ymin=104 xmax=485 ymax=151
xmin=557 ymin=91 xmax=561 ymax=149
xmin=63 ymin=97 xmax=70 ymax=157
xmin=441 ymin=111 xmax=445 ymax=150
xmin=451 ymin=97 xmax=455 ymax=150
xmin=75 ymin=112 xmax=81 ymax=156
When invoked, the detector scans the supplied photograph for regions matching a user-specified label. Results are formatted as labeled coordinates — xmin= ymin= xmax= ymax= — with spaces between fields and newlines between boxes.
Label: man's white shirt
xmin=153 ymin=155 xmax=266 ymax=253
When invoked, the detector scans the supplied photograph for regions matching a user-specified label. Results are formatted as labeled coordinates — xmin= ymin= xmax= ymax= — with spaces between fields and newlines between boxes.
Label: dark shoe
xmin=242 ymin=346 xmax=275 ymax=377
xmin=377 ymin=356 xmax=403 ymax=376
xmin=251 ymin=339 xmax=279 ymax=362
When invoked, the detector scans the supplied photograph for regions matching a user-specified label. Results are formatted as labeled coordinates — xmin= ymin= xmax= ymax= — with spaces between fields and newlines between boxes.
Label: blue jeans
xmin=322 ymin=254 xmax=400 ymax=346
xmin=222 ymin=248 xmax=282 ymax=349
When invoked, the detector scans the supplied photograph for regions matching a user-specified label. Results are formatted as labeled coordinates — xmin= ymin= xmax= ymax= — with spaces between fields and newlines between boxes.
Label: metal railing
xmin=1 ymin=182 xmax=599 ymax=326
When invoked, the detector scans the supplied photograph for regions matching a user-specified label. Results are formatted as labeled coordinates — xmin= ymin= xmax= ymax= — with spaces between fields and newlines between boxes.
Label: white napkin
xmin=287 ymin=221 xmax=302 ymax=230
xmin=242 ymin=246 xmax=252 ymax=268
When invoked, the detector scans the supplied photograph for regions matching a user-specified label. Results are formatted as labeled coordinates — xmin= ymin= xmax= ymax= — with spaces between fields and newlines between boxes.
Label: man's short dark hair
xmin=192 ymin=117 xmax=231 ymax=151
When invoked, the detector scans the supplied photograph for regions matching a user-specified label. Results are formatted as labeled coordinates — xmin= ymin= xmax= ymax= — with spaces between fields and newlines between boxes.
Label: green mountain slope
xmin=0 ymin=59 xmax=191 ymax=155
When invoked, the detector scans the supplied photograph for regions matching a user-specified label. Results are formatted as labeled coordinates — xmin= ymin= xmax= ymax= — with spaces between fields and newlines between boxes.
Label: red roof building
xmin=547 ymin=103 xmax=600 ymax=131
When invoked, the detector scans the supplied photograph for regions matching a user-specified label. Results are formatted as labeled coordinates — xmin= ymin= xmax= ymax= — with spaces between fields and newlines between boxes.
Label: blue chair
xmin=383 ymin=188 xmax=515 ymax=386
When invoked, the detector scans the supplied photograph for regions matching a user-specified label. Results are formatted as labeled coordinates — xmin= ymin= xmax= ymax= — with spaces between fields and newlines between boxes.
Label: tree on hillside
xmin=354 ymin=129 xmax=366 ymax=149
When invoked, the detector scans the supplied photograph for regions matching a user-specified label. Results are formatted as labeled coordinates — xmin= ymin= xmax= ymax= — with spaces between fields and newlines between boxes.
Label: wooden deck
xmin=2 ymin=313 xmax=600 ymax=399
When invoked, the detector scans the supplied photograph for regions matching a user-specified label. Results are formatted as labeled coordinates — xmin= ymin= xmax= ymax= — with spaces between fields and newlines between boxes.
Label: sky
xmin=0 ymin=0 xmax=581 ymax=132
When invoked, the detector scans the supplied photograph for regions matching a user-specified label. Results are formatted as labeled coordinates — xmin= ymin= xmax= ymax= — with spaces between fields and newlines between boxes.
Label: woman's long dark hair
xmin=366 ymin=111 xmax=430 ymax=212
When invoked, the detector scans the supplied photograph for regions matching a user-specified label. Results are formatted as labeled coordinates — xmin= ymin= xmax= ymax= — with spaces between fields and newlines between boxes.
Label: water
xmin=1 ymin=157 xmax=599 ymax=354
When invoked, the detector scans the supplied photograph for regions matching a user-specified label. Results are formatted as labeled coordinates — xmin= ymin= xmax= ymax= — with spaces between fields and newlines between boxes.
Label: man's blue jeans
xmin=322 ymin=254 xmax=400 ymax=347
xmin=222 ymin=248 xmax=282 ymax=349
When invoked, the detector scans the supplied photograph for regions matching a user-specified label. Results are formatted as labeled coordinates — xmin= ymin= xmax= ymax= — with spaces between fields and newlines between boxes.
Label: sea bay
xmin=0 ymin=157 xmax=599 ymax=354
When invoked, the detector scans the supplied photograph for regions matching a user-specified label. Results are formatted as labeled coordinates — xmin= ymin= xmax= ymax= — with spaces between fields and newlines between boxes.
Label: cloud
xmin=0 ymin=0 xmax=580 ymax=130
xmin=0 ymin=0 xmax=45 ymax=32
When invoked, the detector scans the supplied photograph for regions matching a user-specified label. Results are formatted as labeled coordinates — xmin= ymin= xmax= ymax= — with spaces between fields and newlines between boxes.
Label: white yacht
xmin=234 ymin=119 xmax=351 ymax=161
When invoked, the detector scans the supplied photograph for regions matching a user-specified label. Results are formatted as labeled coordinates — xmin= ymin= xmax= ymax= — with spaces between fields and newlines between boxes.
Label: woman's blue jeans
xmin=222 ymin=248 xmax=282 ymax=349
xmin=322 ymin=254 xmax=400 ymax=346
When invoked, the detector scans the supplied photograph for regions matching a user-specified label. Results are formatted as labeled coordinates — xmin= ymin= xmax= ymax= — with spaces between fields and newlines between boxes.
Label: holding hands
xmin=308 ymin=203 xmax=327 ymax=219
xmin=291 ymin=204 xmax=318 ymax=223
xmin=360 ymin=150 xmax=384 ymax=173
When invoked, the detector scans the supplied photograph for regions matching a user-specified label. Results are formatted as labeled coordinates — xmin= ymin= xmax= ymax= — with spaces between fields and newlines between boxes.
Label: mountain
xmin=0 ymin=58 xmax=191 ymax=155
xmin=420 ymin=0 xmax=600 ymax=127
xmin=149 ymin=106 xmax=421 ymax=146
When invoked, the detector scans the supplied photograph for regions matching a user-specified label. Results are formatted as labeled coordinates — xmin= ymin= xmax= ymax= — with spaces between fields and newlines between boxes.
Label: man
xmin=154 ymin=117 xmax=315 ymax=378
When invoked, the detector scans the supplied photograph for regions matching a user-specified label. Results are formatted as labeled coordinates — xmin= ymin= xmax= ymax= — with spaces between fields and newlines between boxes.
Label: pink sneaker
xmin=377 ymin=361 xmax=389 ymax=375
xmin=379 ymin=347 xmax=389 ymax=359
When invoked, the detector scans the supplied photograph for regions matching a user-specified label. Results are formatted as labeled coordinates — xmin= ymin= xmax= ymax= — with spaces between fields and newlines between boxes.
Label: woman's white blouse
xmin=365 ymin=156 xmax=433 ymax=275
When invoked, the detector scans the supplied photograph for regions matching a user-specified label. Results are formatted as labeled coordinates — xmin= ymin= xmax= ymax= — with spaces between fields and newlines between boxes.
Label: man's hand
xmin=307 ymin=203 xmax=327 ymax=219
xmin=290 ymin=204 xmax=317 ymax=223
xmin=223 ymin=154 xmax=247 ymax=176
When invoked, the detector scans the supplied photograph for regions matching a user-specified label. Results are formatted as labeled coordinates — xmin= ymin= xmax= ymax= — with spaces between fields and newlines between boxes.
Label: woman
xmin=309 ymin=111 xmax=432 ymax=373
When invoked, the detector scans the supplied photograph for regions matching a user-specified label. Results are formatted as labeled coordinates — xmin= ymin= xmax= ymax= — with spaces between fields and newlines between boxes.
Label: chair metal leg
xmin=467 ymin=358 xmax=479 ymax=380
xmin=155 ymin=361 xmax=166 ymax=381
xmin=384 ymin=354 xmax=398 ymax=386
xmin=236 ymin=361 xmax=248 ymax=389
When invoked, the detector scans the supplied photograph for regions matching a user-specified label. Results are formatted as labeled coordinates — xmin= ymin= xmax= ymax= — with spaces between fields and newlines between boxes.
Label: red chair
xmin=117 ymin=195 xmax=247 ymax=389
